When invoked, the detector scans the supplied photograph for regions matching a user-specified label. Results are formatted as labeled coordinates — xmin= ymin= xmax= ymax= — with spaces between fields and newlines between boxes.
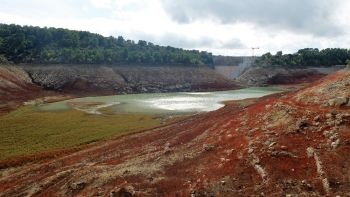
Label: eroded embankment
xmin=0 ymin=70 xmax=349 ymax=196
xmin=0 ymin=65 xmax=42 ymax=112
xmin=23 ymin=65 xmax=238 ymax=94
xmin=235 ymin=66 xmax=344 ymax=86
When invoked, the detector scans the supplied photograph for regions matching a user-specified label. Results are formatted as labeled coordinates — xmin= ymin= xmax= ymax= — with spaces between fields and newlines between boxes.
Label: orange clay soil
xmin=0 ymin=70 xmax=350 ymax=197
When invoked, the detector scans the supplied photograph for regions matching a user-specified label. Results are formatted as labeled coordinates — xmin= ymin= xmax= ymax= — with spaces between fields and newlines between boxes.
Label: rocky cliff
xmin=23 ymin=65 xmax=237 ymax=94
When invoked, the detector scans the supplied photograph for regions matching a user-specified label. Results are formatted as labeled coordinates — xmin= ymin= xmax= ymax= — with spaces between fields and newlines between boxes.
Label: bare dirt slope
xmin=235 ymin=67 xmax=337 ymax=86
xmin=0 ymin=65 xmax=42 ymax=112
xmin=1 ymin=70 xmax=350 ymax=196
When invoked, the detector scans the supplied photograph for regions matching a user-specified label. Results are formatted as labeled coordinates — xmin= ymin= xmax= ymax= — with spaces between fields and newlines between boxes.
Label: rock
xmin=331 ymin=110 xmax=338 ymax=116
xmin=306 ymin=147 xmax=314 ymax=158
xmin=296 ymin=119 xmax=309 ymax=130
xmin=280 ymin=146 xmax=288 ymax=150
xmin=333 ymin=97 xmax=349 ymax=107
xmin=328 ymin=99 xmax=336 ymax=107
xmin=271 ymin=151 xmax=297 ymax=158
xmin=325 ymin=113 xmax=333 ymax=119
xmin=301 ymin=180 xmax=313 ymax=191
xmin=248 ymin=148 xmax=254 ymax=154
xmin=69 ymin=181 xmax=86 ymax=191
xmin=164 ymin=142 xmax=171 ymax=154
xmin=203 ymin=144 xmax=215 ymax=151
xmin=248 ymin=128 xmax=259 ymax=137
xmin=323 ymin=130 xmax=334 ymax=138
xmin=266 ymin=123 xmax=274 ymax=128
xmin=110 ymin=187 xmax=134 ymax=197
xmin=313 ymin=115 xmax=321 ymax=122
xmin=334 ymin=120 xmax=343 ymax=126
xmin=329 ymin=133 xmax=338 ymax=141
xmin=326 ymin=119 xmax=335 ymax=126
xmin=269 ymin=142 xmax=277 ymax=148
xmin=326 ymin=97 xmax=349 ymax=107
xmin=331 ymin=139 xmax=340 ymax=149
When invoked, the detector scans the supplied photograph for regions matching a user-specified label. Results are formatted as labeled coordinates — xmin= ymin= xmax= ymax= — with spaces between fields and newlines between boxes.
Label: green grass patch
xmin=0 ymin=106 xmax=162 ymax=160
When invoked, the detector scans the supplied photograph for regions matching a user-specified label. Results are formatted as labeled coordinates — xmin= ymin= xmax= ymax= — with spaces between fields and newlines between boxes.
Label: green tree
xmin=255 ymin=48 xmax=350 ymax=68
xmin=0 ymin=23 xmax=214 ymax=66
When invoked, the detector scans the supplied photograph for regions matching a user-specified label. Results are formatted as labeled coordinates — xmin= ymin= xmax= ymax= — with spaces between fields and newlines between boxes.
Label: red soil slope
xmin=0 ymin=66 xmax=42 ymax=112
xmin=0 ymin=70 xmax=350 ymax=196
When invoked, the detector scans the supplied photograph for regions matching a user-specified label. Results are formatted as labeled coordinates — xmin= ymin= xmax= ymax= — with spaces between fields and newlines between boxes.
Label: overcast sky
xmin=0 ymin=0 xmax=349 ymax=56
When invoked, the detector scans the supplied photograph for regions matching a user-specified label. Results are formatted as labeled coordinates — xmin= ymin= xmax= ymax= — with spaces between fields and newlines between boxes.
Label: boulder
xmin=110 ymin=187 xmax=134 ymax=197
xmin=334 ymin=97 xmax=349 ymax=106
xmin=296 ymin=119 xmax=309 ymax=130
xmin=69 ymin=181 xmax=86 ymax=191
xmin=313 ymin=115 xmax=321 ymax=122
xmin=203 ymin=144 xmax=215 ymax=152
xmin=306 ymin=147 xmax=314 ymax=158
xmin=331 ymin=139 xmax=341 ymax=150
xmin=328 ymin=97 xmax=349 ymax=107
xmin=271 ymin=151 xmax=298 ymax=158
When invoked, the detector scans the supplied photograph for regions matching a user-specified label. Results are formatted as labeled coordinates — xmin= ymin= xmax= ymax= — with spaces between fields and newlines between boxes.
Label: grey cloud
xmin=161 ymin=0 xmax=343 ymax=36
xmin=221 ymin=39 xmax=245 ymax=49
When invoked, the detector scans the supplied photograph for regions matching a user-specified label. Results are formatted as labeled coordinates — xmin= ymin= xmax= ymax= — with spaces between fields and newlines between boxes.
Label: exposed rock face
xmin=23 ymin=65 xmax=237 ymax=94
xmin=0 ymin=65 xmax=42 ymax=111
xmin=115 ymin=66 xmax=236 ymax=93
xmin=23 ymin=65 xmax=126 ymax=94
xmin=235 ymin=67 xmax=327 ymax=86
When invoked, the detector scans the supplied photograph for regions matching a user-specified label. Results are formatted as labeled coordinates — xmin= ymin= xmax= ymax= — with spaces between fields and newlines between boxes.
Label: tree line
xmin=255 ymin=48 xmax=350 ymax=68
xmin=0 ymin=24 xmax=213 ymax=66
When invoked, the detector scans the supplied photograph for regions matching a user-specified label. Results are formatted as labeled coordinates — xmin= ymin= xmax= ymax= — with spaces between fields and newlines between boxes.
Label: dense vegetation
xmin=255 ymin=48 xmax=350 ymax=68
xmin=0 ymin=24 xmax=213 ymax=66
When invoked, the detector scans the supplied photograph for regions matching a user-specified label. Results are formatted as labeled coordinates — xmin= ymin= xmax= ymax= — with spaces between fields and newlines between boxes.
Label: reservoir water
xmin=37 ymin=87 xmax=283 ymax=115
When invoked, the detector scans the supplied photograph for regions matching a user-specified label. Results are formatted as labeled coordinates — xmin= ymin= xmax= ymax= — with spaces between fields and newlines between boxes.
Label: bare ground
xmin=0 ymin=70 xmax=349 ymax=196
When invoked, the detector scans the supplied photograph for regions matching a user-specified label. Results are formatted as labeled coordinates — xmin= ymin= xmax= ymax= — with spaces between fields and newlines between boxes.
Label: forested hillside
xmin=255 ymin=48 xmax=350 ymax=68
xmin=0 ymin=24 xmax=213 ymax=66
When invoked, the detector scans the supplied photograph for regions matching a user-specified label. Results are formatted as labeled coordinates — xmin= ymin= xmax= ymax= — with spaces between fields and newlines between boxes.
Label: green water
xmin=37 ymin=87 xmax=283 ymax=115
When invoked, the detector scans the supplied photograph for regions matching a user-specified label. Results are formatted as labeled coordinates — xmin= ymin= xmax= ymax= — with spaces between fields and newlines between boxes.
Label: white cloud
xmin=0 ymin=0 xmax=349 ymax=56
